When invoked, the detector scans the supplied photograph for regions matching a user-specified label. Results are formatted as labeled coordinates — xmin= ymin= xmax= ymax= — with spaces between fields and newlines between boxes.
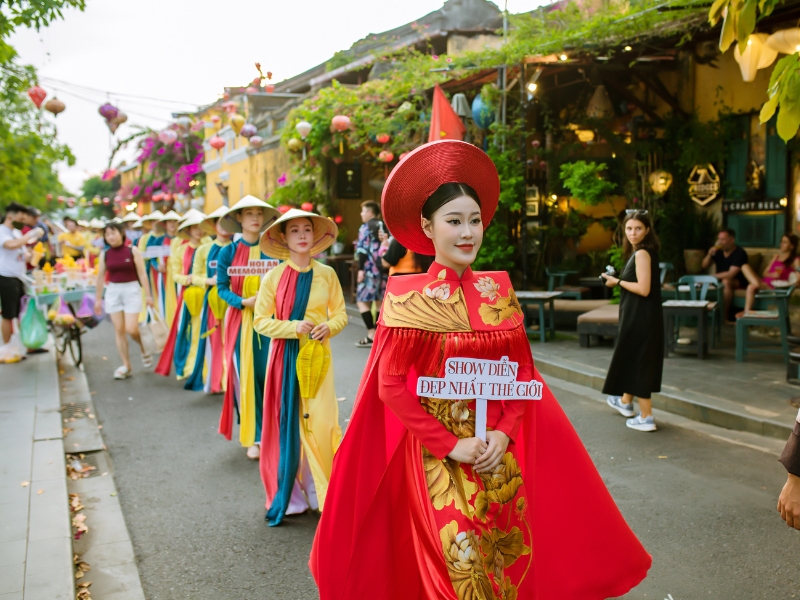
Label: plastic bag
xmin=52 ymin=297 xmax=75 ymax=327
xmin=139 ymin=308 xmax=167 ymax=356
xmin=75 ymin=294 xmax=103 ymax=329
xmin=0 ymin=330 xmax=26 ymax=363
xmin=20 ymin=298 xmax=49 ymax=350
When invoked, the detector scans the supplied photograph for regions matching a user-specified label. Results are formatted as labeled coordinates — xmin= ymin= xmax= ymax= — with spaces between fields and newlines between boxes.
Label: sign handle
xmin=475 ymin=398 xmax=487 ymax=442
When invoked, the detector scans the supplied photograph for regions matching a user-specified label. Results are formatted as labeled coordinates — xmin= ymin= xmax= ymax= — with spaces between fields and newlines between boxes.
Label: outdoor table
xmin=663 ymin=299 xmax=711 ymax=359
xmin=515 ymin=290 xmax=563 ymax=343
xmin=578 ymin=276 xmax=613 ymax=299
xmin=323 ymin=253 xmax=354 ymax=292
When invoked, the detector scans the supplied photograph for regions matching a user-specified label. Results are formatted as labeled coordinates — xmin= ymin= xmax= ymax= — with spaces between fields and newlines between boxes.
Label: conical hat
xmin=141 ymin=211 xmax=165 ymax=222
xmin=220 ymin=195 xmax=280 ymax=234
xmin=260 ymin=208 xmax=337 ymax=260
xmin=180 ymin=208 xmax=206 ymax=222
xmin=77 ymin=220 xmax=89 ymax=227
xmin=177 ymin=211 xmax=209 ymax=239
xmin=131 ymin=218 xmax=145 ymax=229
xmin=120 ymin=212 xmax=140 ymax=223
xmin=200 ymin=205 xmax=229 ymax=236
xmin=161 ymin=210 xmax=183 ymax=221
xmin=88 ymin=218 xmax=106 ymax=229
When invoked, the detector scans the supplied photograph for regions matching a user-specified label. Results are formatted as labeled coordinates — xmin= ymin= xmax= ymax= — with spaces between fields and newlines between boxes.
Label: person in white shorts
xmin=94 ymin=223 xmax=154 ymax=379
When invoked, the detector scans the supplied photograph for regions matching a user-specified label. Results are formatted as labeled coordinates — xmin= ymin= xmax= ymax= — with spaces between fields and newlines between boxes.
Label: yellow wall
xmin=694 ymin=49 xmax=772 ymax=123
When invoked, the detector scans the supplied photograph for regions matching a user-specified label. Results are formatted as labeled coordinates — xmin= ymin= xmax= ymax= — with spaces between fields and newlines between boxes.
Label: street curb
xmin=532 ymin=352 xmax=793 ymax=440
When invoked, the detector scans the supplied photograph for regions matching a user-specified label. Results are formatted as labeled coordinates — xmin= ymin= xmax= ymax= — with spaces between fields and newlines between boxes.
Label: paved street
xmin=81 ymin=318 xmax=800 ymax=600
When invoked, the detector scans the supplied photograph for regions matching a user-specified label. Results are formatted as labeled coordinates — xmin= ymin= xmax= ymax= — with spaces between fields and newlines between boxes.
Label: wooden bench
xmin=577 ymin=304 xmax=620 ymax=348
xmin=549 ymin=299 xmax=612 ymax=328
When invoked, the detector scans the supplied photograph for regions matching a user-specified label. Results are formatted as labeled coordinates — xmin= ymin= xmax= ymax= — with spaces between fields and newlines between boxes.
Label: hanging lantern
xmin=471 ymin=94 xmax=494 ymax=129
xmin=301 ymin=202 xmax=314 ymax=212
xmin=287 ymin=138 xmax=304 ymax=152
xmin=265 ymin=83 xmax=275 ymax=93
xmin=378 ymin=150 xmax=394 ymax=163
xmin=27 ymin=86 xmax=47 ymax=109
xmin=277 ymin=205 xmax=292 ymax=214
xmin=734 ymin=34 xmax=777 ymax=82
xmin=532 ymin=139 xmax=541 ymax=149
xmin=112 ymin=112 xmax=128 ymax=126
xmin=376 ymin=133 xmax=391 ymax=144
xmin=108 ymin=121 xmax=119 ymax=134
xmin=246 ymin=86 xmax=258 ymax=94
xmin=766 ymin=27 xmax=800 ymax=55
xmin=586 ymin=85 xmax=614 ymax=119
xmin=295 ymin=120 xmax=312 ymax=139
xmin=46 ymin=194 xmax=53 ymax=201
xmin=57 ymin=196 xmax=65 ymax=204
xmin=114 ymin=195 xmax=122 ymax=203
xmin=210 ymin=114 xmax=221 ymax=125
xmin=98 ymin=103 xmax=118 ymax=121
xmin=159 ymin=129 xmax=178 ymax=144
xmin=67 ymin=198 xmax=75 ymax=207
xmin=649 ymin=170 xmax=673 ymax=195
xmin=230 ymin=114 xmax=245 ymax=135
xmin=331 ymin=115 xmax=352 ymax=132
xmin=209 ymin=135 xmax=226 ymax=150
xmin=44 ymin=97 xmax=65 ymax=116
xmin=221 ymin=101 xmax=237 ymax=114
xmin=334 ymin=215 xmax=343 ymax=224
xmin=249 ymin=135 xmax=264 ymax=149
xmin=240 ymin=124 xmax=257 ymax=139
xmin=92 ymin=197 xmax=101 ymax=205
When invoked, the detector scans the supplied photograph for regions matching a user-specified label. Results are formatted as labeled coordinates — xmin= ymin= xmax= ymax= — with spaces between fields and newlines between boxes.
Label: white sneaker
xmin=626 ymin=413 xmax=657 ymax=432
xmin=142 ymin=355 xmax=154 ymax=369
xmin=607 ymin=395 xmax=635 ymax=417
xmin=113 ymin=366 xmax=131 ymax=380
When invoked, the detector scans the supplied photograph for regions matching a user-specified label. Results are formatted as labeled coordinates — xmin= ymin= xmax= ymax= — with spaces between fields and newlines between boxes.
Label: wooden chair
xmin=675 ymin=275 xmax=723 ymax=348
xmin=735 ymin=287 xmax=794 ymax=363
xmin=545 ymin=268 xmax=588 ymax=300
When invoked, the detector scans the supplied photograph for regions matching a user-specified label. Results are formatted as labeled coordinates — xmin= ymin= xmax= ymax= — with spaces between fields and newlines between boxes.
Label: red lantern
xmin=376 ymin=133 xmax=390 ymax=144
xmin=57 ymin=196 xmax=65 ymax=203
xmin=378 ymin=150 xmax=394 ymax=163
xmin=46 ymin=194 xmax=53 ymax=201
xmin=28 ymin=86 xmax=47 ymax=109
xmin=399 ymin=152 xmax=409 ymax=161
xmin=301 ymin=202 xmax=314 ymax=212
xmin=265 ymin=83 xmax=275 ymax=93
xmin=209 ymin=136 xmax=226 ymax=150
xmin=277 ymin=205 xmax=292 ymax=214
xmin=103 ymin=197 xmax=110 ymax=205
xmin=210 ymin=115 xmax=221 ymax=124
xmin=334 ymin=215 xmax=343 ymax=224
xmin=222 ymin=101 xmax=237 ymax=114
xmin=331 ymin=115 xmax=352 ymax=132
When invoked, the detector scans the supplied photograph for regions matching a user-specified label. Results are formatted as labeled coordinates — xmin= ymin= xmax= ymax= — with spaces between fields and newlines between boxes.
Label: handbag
xmin=139 ymin=308 xmax=168 ymax=355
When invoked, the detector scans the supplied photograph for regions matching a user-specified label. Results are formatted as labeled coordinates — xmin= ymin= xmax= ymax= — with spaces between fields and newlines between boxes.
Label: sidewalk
xmin=0 ymin=343 xmax=74 ymax=600
xmin=530 ymin=328 xmax=799 ymax=440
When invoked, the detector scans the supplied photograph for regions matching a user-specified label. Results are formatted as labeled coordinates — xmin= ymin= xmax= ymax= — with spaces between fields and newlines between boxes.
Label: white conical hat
xmin=199 ymin=205 xmax=229 ymax=236
xmin=219 ymin=195 xmax=280 ymax=234
xmin=177 ymin=211 xmax=209 ymax=239
xmin=88 ymin=218 xmax=105 ymax=229
xmin=77 ymin=220 xmax=89 ymax=227
xmin=260 ymin=208 xmax=337 ymax=260
xmin=161 ymin=210 xmax=183 ymax=221
xmin=180 ymin=208 xmax=206 ymax=222
xmin=141 ymin=211 xmax=165 ymax=222
xmin=131 ymin=218 xmax=145 ymax=229
xmin=120 ymin=212 xmax=140 ymax=223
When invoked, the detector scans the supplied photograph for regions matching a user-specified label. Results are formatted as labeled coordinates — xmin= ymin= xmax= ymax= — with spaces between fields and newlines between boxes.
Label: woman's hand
xmin=474 ymin=430 xmax=510 ymax=473
xmin=310 ymin=322 xmax=330 ymax=342
xmin=357 ymin=270 xmax=365 ymax=284
xmin=600 ymin=273 xmax=619 ymax=288
xmin=94 ymin=299 xmax=103 ymax=316
xmin=296 ymin=320 xmax=315 ymax=335
xmin=447 ymin=437 xmax=488 ymax=465
xmin=241 ymin=296 xmax=257 ymax=309
xmin=145 ymin=296 xmax=154 ymax=308
xmin=206 ymin=276 xmax=217 ymax=287
xmin=157 ymin=263 xmax=166 ymax=273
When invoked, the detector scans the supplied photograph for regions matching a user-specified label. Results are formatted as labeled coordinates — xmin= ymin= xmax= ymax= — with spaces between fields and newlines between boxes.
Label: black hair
xmin=63 ymin=216 xmax=77 ymax=226
xmin=421 ymin=182 xmax=481 ymax=220
xmin=2 ymin=202 xmax=29 ymax=221
xmin=721 ymin=227 xmax=736 ymax=238
xmin=621 ymin=211 xmax=660 ymax=258
xmin=783 ymin=233 xmax=799 ymax=267
xmin=279 ymin=216 xmax=314 ymax=234
xmin=360 ymin=201 xmax=380 ymax=217
xmin=102 ymin=222 xmax=125 ymax=246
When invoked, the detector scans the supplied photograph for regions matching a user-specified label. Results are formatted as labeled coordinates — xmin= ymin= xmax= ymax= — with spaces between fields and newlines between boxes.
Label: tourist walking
xmin=602 ymin=210 xmax=664 ymax=431
xmin=94 ymin=222 xmax=154 ymax=380
xmin=311 ymin=141 xmax=651 ymax=599
xmin=216 ymin=196 xmax=280 ymax=460
xmin=254 ymin=208 xmax=346 ymax=526
xmin=354 ymin=200 xmax=385 ymax=347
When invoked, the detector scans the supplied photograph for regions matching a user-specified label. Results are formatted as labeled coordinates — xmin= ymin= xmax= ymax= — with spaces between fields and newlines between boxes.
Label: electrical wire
xmin=48 ymin=87 xmax=172 ymax=123
xmin=36 ymin=75 xmax=202 ymax=107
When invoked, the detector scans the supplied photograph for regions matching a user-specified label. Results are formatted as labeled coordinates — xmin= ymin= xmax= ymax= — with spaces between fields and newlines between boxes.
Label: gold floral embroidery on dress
xmin=423 ymin=450 xmax=478 ymax=518
xmin=476 ymin=277 xmax=523 ymax=327
xmin=480 ymin=527 xmax=531 ymax=583
xmin=382 ymin=286 xmax=470 ymax=332
xmin=422 ymin=397 xmax=476 ymax=438
xmin=474 ymin=453 xmax=524 ymax=520
xmin=440 ymin=521 xmax=495 ymax=600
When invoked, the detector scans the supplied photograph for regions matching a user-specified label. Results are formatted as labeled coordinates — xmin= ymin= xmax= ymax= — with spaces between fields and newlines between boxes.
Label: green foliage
xmin=473 ymin=222 xmax=515 ymax=272
xmin=559 ymin=161 xmax=616 ymax=206
xmin=268 ymin=176 xmax=327 ymax=211
xmin=760 ymin=54 xmax=800 ymax=142
xmin=81 ymin=175 xmax=119 ymax=200
xmin=325 ymin=50 xmax=352 ymax=72
xmin=0 ymin=0 xmax=85 ymax=63
xmin=709 ymin=0 xmax=781 ymax=52
xmin=607 ymin=244 xmax=627 ymax=302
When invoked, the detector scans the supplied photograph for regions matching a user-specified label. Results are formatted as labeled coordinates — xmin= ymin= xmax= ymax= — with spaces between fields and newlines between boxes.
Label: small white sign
xmin=142 ymin=246 xmax=172 ymax=259
xmin=208 ymin=260 xmax=218 ymax=270
xmin=417 ymin=356 xmax=542 ymax=441
xmin=227 ymin=259 xmax=279 ymax=276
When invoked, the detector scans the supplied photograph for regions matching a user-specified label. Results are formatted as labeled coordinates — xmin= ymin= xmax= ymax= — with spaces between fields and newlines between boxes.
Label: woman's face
xmin=188 ymin=225 xmax=203 ymax=241
xmin=422 ymin=195 xmax=483 ymax=269
xmin=283 ymin=218 xmax=314 ymax=254
xmin=780 ymin=235 xmax=793 ymax=253
xmin=65 ymin=220 xmax=77 ymax=233
xmin=625 ymin=219 xmax=649 ymax=247
xmin=104 ymin=227 xmax=123 ymax=247
xmin=214 ymin=219 xmax=231 ymax=239
xmin=164 ymin=220 xmax=178 ymax=236
xmin=237 ymin=208 xmax=264 ymax=234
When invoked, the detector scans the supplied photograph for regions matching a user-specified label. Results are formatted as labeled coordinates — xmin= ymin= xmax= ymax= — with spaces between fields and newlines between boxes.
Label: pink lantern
xmin=378 ymin=150 xmax=394 ymax=163
xmin=57 ymin=196 xmax=65 ymax=203
xmin=159 ymin=129 xmax=178 ymax=144
xmin=301 ymin=202 xmax=314 ymax=212
xmin=99 ymin=103 xmax=118 ymax=121
xmin=249 ymin=135 xmax=264 ymax=149
xmin=376 ymin=133 xmax=390 ymax=144
xmin=46 ymin=194 xmax=53 ymax=201
xmin=539 ymin=160 xmax=547 ymax=169
xmin=265 ymin=83 xmax=275 ymax=93
xmin=221 ymin=101 xmax=237 ymax=114
xmin=103 ymin=197 xmax=110 ymax=205
xmin=27 ymin=86 xmax=47 ymax=109
xmin=67 ymin=198 xmax=75 ymax=207
xmin=331 ymin=115 xmax=352 ymax=132
xmin=246 ymin=86 xmax=258 ymax=94
xmin=399 ymin=152 xmax=409 ymax=161
xmin=531 ymin=139 xmax=541 ymax=149
xmin=277 ymin=205 xmax=292 ymax=214
xmin=209 ymin=136 xmax=226 ymax=150
xmin=210 ymin=115 xmax=221 ymax=124
xmin=240 ymin=124 xmax=257 ymax=138
xmin=114 ymin=195 xmax=123 ymax=203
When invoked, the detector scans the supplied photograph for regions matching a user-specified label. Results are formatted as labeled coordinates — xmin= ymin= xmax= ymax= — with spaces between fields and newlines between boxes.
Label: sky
xmin=9 ymin=0 xmax=548 ymax=195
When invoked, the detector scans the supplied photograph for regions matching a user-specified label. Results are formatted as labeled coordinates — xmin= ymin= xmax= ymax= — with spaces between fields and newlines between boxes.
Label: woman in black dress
xmin=601 ymin=211 xmax=663 ymax=432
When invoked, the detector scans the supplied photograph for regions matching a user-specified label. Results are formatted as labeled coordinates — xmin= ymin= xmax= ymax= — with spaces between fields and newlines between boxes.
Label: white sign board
xmin=227 ymin=259 xmax=279 ymax=276
xmin=142 ymin=246 xmax=172 ymax=259
xmin=417 ymin=356 xmax=542 ymax=441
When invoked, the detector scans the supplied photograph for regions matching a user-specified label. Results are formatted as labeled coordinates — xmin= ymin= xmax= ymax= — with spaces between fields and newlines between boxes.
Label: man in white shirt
xmin=0 ymin=203 xmax=43 ymax=344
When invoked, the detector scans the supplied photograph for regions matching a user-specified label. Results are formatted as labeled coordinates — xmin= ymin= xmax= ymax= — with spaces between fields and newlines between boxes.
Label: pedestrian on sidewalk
xmin=601 ymin=210 xmax=664 ymax=432
xmin=0 ymin=203 xmax=43 ymax=345
xmin=94 ymin=222 xmax=154 ymax=380
xmin=216 ymin=196 xmax=280 ymax=460
xmin=184 ymin=206 xmax=233 ymax=393
xmin=311 ymin=140 xmax=651 ymax=599
xmin=254 ymin=208 xmax=346 ymax=526
xmin=354 ymin=201 xmax=385 ymax=347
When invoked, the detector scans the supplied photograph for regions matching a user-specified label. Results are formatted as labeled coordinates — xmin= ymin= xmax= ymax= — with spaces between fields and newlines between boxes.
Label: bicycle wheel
xmin=54 ymin=326 xmax=68 ymax=355
xmin=67 ymin=327 xmax=82 ymax=366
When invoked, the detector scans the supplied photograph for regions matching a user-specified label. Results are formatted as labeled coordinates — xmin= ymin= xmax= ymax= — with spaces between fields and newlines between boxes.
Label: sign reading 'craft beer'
xmin=227 ymin=259 xmax=279 ymax=276
xmin=417 ymin=356 xmax=542 ymax=441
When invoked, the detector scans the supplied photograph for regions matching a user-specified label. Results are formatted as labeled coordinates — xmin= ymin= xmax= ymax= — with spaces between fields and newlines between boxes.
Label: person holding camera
xmin=601 ymin=210 xmax=664 ymax=432
xmin=354 ymin=201 xmax=385 ymax=347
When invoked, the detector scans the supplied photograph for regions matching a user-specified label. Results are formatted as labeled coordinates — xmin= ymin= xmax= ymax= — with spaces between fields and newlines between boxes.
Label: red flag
xmin=427 ymin=84 xmax=466 ymax=143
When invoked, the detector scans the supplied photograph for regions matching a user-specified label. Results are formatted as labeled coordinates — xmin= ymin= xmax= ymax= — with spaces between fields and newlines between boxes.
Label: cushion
xmin=553 ymin=299 xmax=611 ymax=313
xmin=577 ymin=304 xmax=620 ymax=325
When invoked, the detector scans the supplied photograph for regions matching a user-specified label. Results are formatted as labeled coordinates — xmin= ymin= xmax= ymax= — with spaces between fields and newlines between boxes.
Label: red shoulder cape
xmin=310 ymin=267 xmax=651 ymax=599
